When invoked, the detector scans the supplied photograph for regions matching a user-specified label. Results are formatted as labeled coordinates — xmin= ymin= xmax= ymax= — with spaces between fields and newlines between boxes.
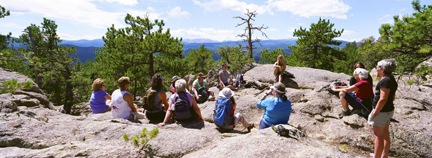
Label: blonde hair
xmin=118 ymin=77 xmax=130 ymax=89
xmin=276 ymin=55 xmax=286 ymax=66
xmin=92 ymin=78 xmax=104 ymax=91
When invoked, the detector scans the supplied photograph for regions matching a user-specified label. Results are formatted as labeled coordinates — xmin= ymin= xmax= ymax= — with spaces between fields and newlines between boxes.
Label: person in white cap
xmin=214 ymin=88 xmax=254 ymax=132
xmin=257 ymin=82 xmax=292 ymax=129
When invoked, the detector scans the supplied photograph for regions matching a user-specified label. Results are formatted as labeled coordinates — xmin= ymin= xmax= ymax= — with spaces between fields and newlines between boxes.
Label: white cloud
xmin=147 ymin=7 xmax=155 ymax=12
xmin=10 ymin=11 xmax=25 ymax=15
xmin=168 ymin=7 xmax=191 ymax=19
xmin=381 ymin=19 xmax=394 ymax=24
xmin=288 ymin=27 xmax=296 ymax=32
xmin=0 ymin=0 xmax=125 ymax=29
xmin=171 ymin=28 xmax=242 ymax=41
xmin=335 ymin=37 xmax=362 ymax=42
xmin=127 ymin=10 xmax=162 ymax=21
xmin=58 ymin=32 xmax=81 ymax=40
xmin=0 ymin=22 xmax=25 ymax=29
xmin=105 ymin=0 xmax=138 ymax=6
xmin=399 ymin=8 xmax=406 ymax=11
xmin=192 ymin=0 xmax=272 ymax=14
xmin=342 ymin=30 xmax=357 ymax=36
xmin=379 ymin=14 xmax=391 ymax=21
xmin=267 ymin=0 xmax=351 ymax=19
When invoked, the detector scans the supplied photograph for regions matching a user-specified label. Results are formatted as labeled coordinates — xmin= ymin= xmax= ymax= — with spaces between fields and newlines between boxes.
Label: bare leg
xmin=278 ymin=74 xmax=283 ymax=82
xmin=382 ymin=124 xmax=391 ymax=158
xmin=339 ymin=92 xmax=348 ymax=110
xmin=234 ymin=113 xmax=250 ymax=128
xmin=373 ymin=125 xmax=385 ymax=158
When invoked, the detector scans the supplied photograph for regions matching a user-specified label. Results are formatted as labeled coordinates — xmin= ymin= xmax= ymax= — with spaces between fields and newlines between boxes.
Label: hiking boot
xmin=338 ymin=109 xmax=351 ymax=119
xmin=247 ymin=124 xmax=255 ymax=132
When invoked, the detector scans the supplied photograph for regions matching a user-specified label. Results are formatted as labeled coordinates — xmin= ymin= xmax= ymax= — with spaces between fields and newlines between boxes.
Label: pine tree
xmin=216 ymin=44 xmax=254 ymax=74
xmin=185 ymin=45 xmax=216 ymax=74
xmin=287 ymin=18 xmax=344 ymax=70
xmin=379 ymin=0 xmax=432 ymax=73
xmin=0 ymin=5 xmax=11 ymax=50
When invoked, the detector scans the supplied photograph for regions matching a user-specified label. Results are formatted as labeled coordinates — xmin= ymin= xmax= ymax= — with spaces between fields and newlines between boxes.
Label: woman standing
xmin=274 ymin=55 xmax=287 ymax=83
xmin=368 ymin=59 xmax=398 ymax=158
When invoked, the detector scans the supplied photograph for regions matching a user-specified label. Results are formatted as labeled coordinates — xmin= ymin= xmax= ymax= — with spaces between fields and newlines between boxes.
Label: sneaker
xmin=247 ymin=124 xmax=255 ymax=132
xmin=338 ymin=109 xmax=351 ymax=119
xmin=208 ymin=96 xmax=215 ymax=101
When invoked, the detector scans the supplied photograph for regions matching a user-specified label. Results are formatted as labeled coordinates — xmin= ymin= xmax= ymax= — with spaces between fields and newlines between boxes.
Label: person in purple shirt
xmin=89 ymin=78 xmax=112 ymax=114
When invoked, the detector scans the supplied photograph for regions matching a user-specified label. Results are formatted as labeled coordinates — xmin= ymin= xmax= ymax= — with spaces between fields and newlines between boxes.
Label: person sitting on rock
xmin=144 ymin=74 xmax=170 ymax=122
xmin=214 ymin=88 xmax=254 ymax=132
xmin=111 ymin=77 xmax=145 ymax=120
xmin=350 ymin=62 xmax=373 ymax=86
xmin=257 ymin=82 xmax=292 ymax=129
xmin=192 ymin=72 xmax=215 ymax=103
xmin=274 ymin=55 xmax=287 ymax=83
xmin=217 ymin=63 xmax=236 ymax=90
xmin=331 ymin=68 xmax=374 ymax=118
xmin=89 ymin=78 xmax=112 ymax=114
xmin=158 ymin=79 xmax=204 ymax=127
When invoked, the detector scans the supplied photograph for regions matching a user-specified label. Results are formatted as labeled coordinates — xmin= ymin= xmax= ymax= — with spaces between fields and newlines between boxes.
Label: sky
xmin=0 ymin=0 xmax=419 ymax=42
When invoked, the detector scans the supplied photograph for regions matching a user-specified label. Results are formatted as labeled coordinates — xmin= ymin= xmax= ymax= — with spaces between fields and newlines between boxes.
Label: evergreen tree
xmin=216 ymin=44 xmax=254 ymax=74
xmin=185 ymin=45 xmax=216 ymax=74
xmin=0 ymin=5 xmax=11 ymax=51
xmin=259 ymin=48 xmax=289 ymax=64
xmin=96 ymin=13 xmax=184 ymax=98
xmin=333 ymin=41 xmax=362 ymax=75
xmin=287 ymin=18 xmax=344 ymax=70
xmin=379 ymin=0 xmax=432 ymax=73
xmin=18 ymin=18 xmax=77 ymax=114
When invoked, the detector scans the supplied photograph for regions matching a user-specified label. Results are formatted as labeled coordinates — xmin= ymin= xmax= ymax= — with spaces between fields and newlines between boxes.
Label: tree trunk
xmin=248 ymin=23 xmax=253 ymax=59
xmin=27 ymin=27 xmax=42 ymax=87
xmin=149 ymin=52 xmax=154 ymax=79
xmin=313 ymin=44 xmax=317 ymax=68
xmin=63 ymin=68 xmax=74 ymax=114
xmin=54 ymin=82 xmax=61 ymax=106
xmin=133 ymin=78 xmax=137 ymax=101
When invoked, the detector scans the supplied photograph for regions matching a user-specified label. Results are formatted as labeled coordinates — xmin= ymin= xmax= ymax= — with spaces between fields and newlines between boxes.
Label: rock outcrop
xmin=1 ymin=65 xmax=431 ymax=157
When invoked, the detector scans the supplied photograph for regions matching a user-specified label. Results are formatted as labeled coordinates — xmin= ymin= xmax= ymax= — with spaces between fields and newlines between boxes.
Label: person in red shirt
xmin=332 ymin=68 xmax=374 ymax=118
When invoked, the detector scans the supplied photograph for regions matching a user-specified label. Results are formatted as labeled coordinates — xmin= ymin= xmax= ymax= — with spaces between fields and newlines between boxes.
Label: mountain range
xmin=11 ymin=38 xmax=351 ymax=63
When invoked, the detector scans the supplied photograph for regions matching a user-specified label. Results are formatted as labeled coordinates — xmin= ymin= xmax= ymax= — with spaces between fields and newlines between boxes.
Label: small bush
xmin=141 ymin=138 xmax=147 ymax=145
xmin=0 ymin=79 xmax=22 ymax=94
xmin=149 ymin=127 xmax=159 ymax=139
xmin=23 ymin=81 xmax=33 ymax=90
xmin=140 ymin=128 xmax=148 ymax=138
xmin=132 ymin=136 xmax=139 ymax=146
xmin=123 ymin=133 xmax=129 ymax=141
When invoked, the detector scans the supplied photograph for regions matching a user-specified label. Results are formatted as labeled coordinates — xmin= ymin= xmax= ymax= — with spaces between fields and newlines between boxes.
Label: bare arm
xmin=158 ymin=98 xmax=173 ymax=127
xmin=372 ymin=87 xmax=391 ymax=117
xmin=229 ymin=75 xmax=233 ymax=84
xmin=123 ymin=93 xmax=137 ymax=112
xmin=193 ymin=84 xmax=199 ymax=100
xmin=104 ymin=94 xmax=111 ymax=100
xmin=190 ymin=95 xmax=203 ymax=120
xmin=219 ymin=75 xmax=225 ymax=87
xmin=331 ymin=85 xmax=359 ymax=93
xmin=281 ymin=64 xmax=286 ymax=72
xmin=159 ymin=92 xmax=169 ymax=110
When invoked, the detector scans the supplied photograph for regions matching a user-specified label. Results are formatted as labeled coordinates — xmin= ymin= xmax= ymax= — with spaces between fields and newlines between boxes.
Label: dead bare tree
xmin=234 ymin=9 xmax=268 ymax=59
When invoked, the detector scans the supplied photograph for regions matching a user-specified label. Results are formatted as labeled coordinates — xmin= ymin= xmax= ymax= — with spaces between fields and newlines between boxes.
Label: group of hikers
xmin=89 ymin=54 xmax=398 ymax=158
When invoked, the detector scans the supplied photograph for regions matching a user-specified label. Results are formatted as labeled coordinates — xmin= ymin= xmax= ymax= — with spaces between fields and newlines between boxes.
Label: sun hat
xmin=172 ymin=76 xmax=180 ymax=82
xmin=198 ymin=72 xmax=206 ymax=78
xmin=271 ymin=82 xmax=286 ymax=94
xmin=219 ymin=88 xmax=234 ymax=99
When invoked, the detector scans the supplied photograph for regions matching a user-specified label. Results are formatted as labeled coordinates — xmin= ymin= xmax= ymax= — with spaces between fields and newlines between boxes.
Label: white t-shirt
xmin=111 ymin=89 xmax=131 ymax=119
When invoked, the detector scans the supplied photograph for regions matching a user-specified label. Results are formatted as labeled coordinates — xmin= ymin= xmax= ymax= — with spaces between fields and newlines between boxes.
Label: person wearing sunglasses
xmin=89 ymin=78 xmax=112 ymax=114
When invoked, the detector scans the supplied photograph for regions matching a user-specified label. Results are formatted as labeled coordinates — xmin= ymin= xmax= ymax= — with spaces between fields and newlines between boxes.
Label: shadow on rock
xmin=177 ymin=120 xmax=205 ymax=129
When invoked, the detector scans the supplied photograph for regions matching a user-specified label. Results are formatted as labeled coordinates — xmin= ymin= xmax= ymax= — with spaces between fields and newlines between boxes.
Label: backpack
xmin=213 ymin=98 xmax=234 ymax=127
xmin=235 ymin=74 xmax=244 ymax=87
xmin=144 ymin=89 xmax=162 ymax=112
xmin=197 ymin=87 xmax=209 ymax=103
xmin=172 ymin=93 xmax=193 ymax=121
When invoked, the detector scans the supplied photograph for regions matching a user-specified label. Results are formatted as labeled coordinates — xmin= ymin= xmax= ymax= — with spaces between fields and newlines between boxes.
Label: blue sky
xmin=0 ymin=0 xmax=418 ymax=42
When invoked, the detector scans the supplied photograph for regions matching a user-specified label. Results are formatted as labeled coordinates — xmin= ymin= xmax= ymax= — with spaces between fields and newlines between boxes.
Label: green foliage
xmin=0 ymin=79 xmax=21 ymax=94
xmin=140 ymin=128 xmax=148 ymax=138
xmin=22 ymin=81 xmax=33 ymax=90
xmin=0 ymin=5 xmax=11 ymax=50
xmin=259 ymin=48 xmax=288 ymax=64
xmin=132 ymin=135 xmax=140 ymax=146
xmin=216 ymin=44 xmax=254 ymax=74
xmin=123 ymin=133 xmax=129 ymax=141
xmin=185 ymin=45 xmax=217 ymax=74
xmin=378 ymin=0 xmax=432 ymax=73
xmin=149 ymin=127 xmax=159 ymax=139
xmin=95 ymin=13 xmax=184 ymax=98
xmin=287 ymin=18 xmax=344 ymax=70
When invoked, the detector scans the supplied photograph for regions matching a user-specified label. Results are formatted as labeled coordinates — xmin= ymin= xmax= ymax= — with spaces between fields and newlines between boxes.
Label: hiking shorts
xmin=146 ymin=111 xmax=166 ymax=122
xmin=368 ymin=110 xmax=394 ymax=127
xmin=344 ymin=92 xmax=363 ymax=110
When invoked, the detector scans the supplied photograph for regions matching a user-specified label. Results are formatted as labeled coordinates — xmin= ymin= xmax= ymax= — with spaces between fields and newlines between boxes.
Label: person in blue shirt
xmin=89 ymin=78 xmax=112 ymax=114
xmin=257 ymin=82 xmax=292 ymax=129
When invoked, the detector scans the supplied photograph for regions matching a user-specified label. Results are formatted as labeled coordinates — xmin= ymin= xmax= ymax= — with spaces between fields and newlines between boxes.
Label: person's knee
xmin=339 ymin=92 xmax=346 ymax=98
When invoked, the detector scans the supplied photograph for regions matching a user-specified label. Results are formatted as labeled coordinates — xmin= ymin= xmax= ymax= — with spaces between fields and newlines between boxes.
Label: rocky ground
xmin=1 ymin=65 xmax=431 ymax=157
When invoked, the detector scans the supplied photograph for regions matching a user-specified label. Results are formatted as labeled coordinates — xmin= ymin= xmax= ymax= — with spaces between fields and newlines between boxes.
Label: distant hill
xmin=9 ymin=38 xmax=352 ymax=63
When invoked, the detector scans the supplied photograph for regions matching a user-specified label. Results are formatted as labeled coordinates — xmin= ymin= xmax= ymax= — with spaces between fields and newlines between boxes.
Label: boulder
xmin=0 ymin=68 xmax=44 ymax=94
xmin=14 ymin=89 xmax=56 ymax=110
xmin=0 ymin=96 xmax=18 ymax=113
xmin=184 ymin=74 xmax=196 ymax=93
